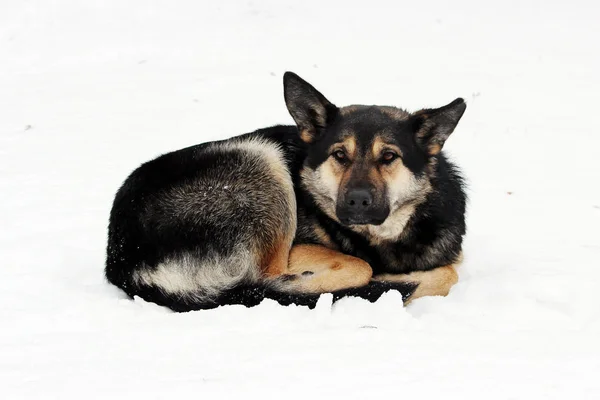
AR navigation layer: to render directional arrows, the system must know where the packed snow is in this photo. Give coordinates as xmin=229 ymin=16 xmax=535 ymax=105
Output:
xmin=1 ymin=0 xmax=599 ymax=398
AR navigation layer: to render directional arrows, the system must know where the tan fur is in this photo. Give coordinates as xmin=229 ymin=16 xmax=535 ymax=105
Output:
xmin=347 ymin=136 xmax=432 ymax=243
xmin=300 ymin=162 xmax=341 ymax=222
xmin=300 ymin=129 xmax=313 ymax=143
xmin=298 ymin=100 xmax=331 ymax=143
xmin=373 ymin=255 xmax=462 ymax=303
xmin=414 ymin=116 xmax=446 ymax=156
xmin=371 ymin=137 xmax=403 ymax=159
xmin=261 ymin=237 xmax=292 ymax=277
xmin=312 ymin=223 xmax=337 ymax=249
xmin=239 ymin=138 xmax=296 ymax=277
xmin=336 ymin=136 xmax=357 ymax=159
xmin=383 ymin=153 xmax=426 ymax=205
xmin=427 ymin=143 xmax=442 ymax=155
xmin=301 ymin=132 xmax=434 ymax=245
xmin=286 ymin=245 xmax=373 ymax=292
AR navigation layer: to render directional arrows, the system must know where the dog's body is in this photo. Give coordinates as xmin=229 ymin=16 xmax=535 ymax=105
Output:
xmin=106 ymin=73 xmax=467 ymax=311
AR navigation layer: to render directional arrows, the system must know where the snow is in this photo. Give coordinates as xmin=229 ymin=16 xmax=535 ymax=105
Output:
xmin=1 ymin=0 xmax=599 ymax=398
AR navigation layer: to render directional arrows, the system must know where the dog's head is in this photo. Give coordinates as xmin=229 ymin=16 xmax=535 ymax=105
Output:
xmin=284 ymin=72 xmax=466 ymax=236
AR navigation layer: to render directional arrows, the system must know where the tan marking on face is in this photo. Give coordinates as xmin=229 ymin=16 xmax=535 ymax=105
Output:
xmin=349 ymin=140 xmax=432 ymax=243
xmin=330 ymin=136 xmax=357 ymax=160
xmin=313 ymin=136 xmax=358 ymax=212
xmin=384 ymin=160 xmax=420 ymax=205
xmin=358 ymin=168 xmax=430 ymax=243
xmin=371 ymin=137 xmax=403 ymax=160
xmin=320 ymin=159 xmax=343 ymax=200
xmin=286 ymin=244 xmax=373 ymax=292
xmin=345 ymin=136 xmax=357 ymax=158
xmin=300 ymin=162 xmax=342 ymax=222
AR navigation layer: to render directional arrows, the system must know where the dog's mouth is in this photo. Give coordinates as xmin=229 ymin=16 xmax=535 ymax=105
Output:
xmin=338 ymin=216 xmax=386 ymax=226
xmin=336 ymin=204 xmax=390 ymax=227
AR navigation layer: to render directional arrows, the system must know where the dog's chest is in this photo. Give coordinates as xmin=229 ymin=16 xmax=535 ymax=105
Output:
xmin=331 ymin=231 xmax=412 ymax=275
xmin=370 ymin=244 xmax=412 ymax=274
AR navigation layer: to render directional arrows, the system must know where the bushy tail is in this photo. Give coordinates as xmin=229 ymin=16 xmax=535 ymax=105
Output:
xmin=131 ymin=280 xmax=418 ymax=312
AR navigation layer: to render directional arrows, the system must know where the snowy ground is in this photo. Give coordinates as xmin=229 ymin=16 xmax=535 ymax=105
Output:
xmin=1 ymin=0 xmax=599 ymax=398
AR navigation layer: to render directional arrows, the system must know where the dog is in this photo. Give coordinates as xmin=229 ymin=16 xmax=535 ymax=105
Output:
xmin=105 ymin=72 xmax=467 ymax=312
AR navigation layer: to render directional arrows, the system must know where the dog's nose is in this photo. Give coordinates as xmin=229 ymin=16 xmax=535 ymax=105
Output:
xmin=345 ymin=189 xmax=373 ymax=209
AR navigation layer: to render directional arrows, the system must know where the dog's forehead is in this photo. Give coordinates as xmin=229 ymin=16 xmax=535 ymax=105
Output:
xmin=333 ymin=105 xmax=412 ymax=148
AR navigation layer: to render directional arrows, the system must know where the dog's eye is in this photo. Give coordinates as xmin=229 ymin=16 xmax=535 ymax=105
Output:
xmin=381 ymin=151 xmax=398 ymax=164
xmin=333 ymin=150 xmax=347 ymax=162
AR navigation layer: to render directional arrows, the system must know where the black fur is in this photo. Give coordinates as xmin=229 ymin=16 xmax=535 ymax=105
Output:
xmin=105 ymin=73 xmax=466 ymax=312
xmin=105 ymin=126 xmax=419 ymax=311
xmin=255 ymin=125 xmax=467 ymax=274
xmin=294 ymin=153 xmax=466 ymax=274
xmin=281 ymin=72 xmax=467 ymax=274
xmin=134 ymin=280 xmax=417 ymax=312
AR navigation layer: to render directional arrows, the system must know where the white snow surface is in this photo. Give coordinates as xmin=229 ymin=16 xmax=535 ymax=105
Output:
xmin=1 ymin=1 xmax=600 ymax=398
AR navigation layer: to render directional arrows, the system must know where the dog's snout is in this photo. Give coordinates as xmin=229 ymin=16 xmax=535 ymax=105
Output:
xmin=345 ymin=189 xmax=373 ymax=209
xmin=337 ymin=187 xmax=388 ymax=226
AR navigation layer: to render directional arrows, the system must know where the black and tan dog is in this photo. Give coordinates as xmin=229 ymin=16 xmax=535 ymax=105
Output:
xmin=105 ymin=72 xmax=467 ymax=312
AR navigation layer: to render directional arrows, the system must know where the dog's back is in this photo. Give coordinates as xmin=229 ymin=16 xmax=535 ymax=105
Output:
xmin=106 ymin=134 xmax=297 ymax=310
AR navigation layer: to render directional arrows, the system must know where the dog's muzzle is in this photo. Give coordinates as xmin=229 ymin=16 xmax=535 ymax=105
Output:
xmin=336 ymin=188 xmax=388 ymax=226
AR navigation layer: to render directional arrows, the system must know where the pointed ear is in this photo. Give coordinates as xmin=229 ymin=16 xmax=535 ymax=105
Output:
xmin=283 ymin=72 xmax=338 ymax=143
xmin=411 ymin=98 xmax=466 ymax=156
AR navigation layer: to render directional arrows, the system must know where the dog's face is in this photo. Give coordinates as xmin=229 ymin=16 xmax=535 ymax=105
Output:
xmin=284 ymin=72 xmax=466 ymax=237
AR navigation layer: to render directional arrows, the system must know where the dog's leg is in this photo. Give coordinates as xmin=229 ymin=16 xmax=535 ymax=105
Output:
xmin=373 ymin=263 xmax=459 ymax=304
xmin=261 ymin=234 xmax=294 ymax=278
xmin=273 ymin=244 xmax=373 ymax=293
